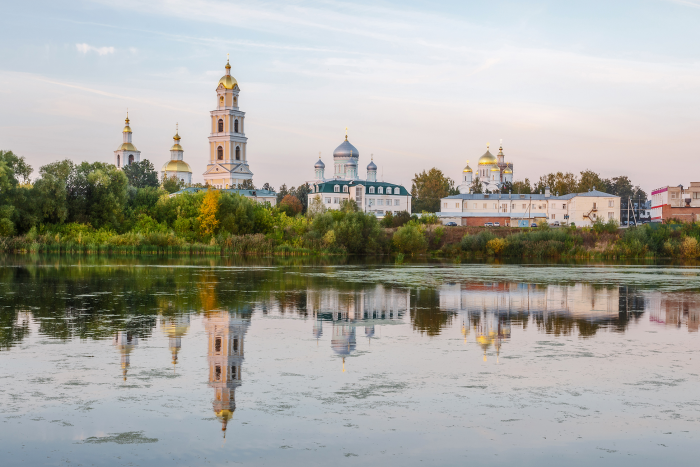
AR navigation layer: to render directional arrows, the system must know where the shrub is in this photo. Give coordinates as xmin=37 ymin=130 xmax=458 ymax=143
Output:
xmin=485 ymin=238 xmax=507 ymax=255
xmin=680 ymin=236 xmax=700 ymax=258
xmin=393 ymin=222 xmax=427 ymax=255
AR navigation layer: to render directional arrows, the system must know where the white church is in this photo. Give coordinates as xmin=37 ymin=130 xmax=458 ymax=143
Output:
xmin=458 ymin=143 xmax=514 ymax=194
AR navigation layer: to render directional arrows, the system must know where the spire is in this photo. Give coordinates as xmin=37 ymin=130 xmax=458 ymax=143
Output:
xmin=174 ymin=123 xmax=181 ymax=141
xmin=125 ymin=109 xmax=129 ymax=124
xmin=225 ymin=53 xmax=231 ymax=73
xmin=345 ymin=127 xmax=348 ymax=141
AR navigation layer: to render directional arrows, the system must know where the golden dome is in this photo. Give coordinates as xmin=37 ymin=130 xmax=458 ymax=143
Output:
xmin=119 ymin=142 xmax=138 ymax=151
xmin=170 ymin=144 xmax=183 ymax=151
xmin=463 ymin=161 xmax=472 ymax=173
xmin=218 ymin=75 xmax=238 ymax=90
xmin=162 ymin=160 xmax=192 ymax=173
xmin=503 ymin=168 xmax=513 ymax=174
xmin=478 ymin=149 xmax=497 ymax=165
xmin=491 ymin=166 xmax=500 ymax=171
xmin=173 ymin=132 xmax=181 ymax=141
xmin=123 ymin=125 xmax=132 ymax=133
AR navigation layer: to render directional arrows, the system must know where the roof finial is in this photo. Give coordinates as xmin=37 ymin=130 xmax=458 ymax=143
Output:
xmin=319 ymin=151 xmax=322 ymax=160
xmin=487 ymin=142 xmax=490 ymax=149
xmin=125 ymin=109 xmax=129 ymax=124
xmin=225 ymin=53 xmax=231 ymax=70
xmin=371 ymin=153 xmax=374 ymax=160
xmin=345 ymin=127 xmax=348 ymax=140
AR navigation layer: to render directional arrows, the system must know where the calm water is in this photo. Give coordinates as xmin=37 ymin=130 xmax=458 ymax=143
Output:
xmin=1 ymin=257 xmax=699 ymax=466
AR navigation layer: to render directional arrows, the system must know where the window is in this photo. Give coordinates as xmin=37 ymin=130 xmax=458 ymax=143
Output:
xmin=215 ymin=365 xmax=221 ymax=381
xmin=378 ymin=187 xmax=384 ymax=194
xmin=512 ymin=204 xmax=515 ymax=209
xmin=117 ymin=155 xmax=120 ymax=167
xmin=343 ymin=185 xmax=348 ymax=193
xmin=128 ymin=154 xmax=134 ymax=164
xmin=231 ymin=366 xmax=237 ymax=380
xmin=325 ymin=197 xmax=331 ymax=204
xmin=551 ymin=203 xmax=555 ymax=209
xmin=218 ymin=119 xmax=224 ymax=132
xmin=369 ymin=199 xmax=375 ymax=206
xmin=333 ymin=197 xmax=340 ymax=204
xmin=694 ymin=193 xmax=700 ymax=199
xmin=217 ymin=146 xmax=223 ymax=160
xmin=233 ymin=338 xmax=238 ymax=352
xmin=522 ymin=204 xmax=526 ymax=209
xmin=220 ymin=96 xmax=224 ymax=104
xmin=378 ymin=199 xmax=384 ymax=206
xmin=377 ymin=210 xmax=384 ymax=216
xmin=369 ymin=186 xmax=375 ymax=194
xmin=235 ymin=146 xmax=241 ymax=160
xmin=493 ymin=203 xmax=496 ymax=209
xmin=234 ymin=119 xmax=239 ymax=133
xmin=443 ymin=202 xmax=447 ymax=208
xmin=395 ymin=199 xmax=400 ymax=206
xmin=234 ymin=96 xmax=238 ymax=106
xmin=482 ymin=203 xmax=487 ymax=209
xmin=562 ymin=204 xmax=566 ymax=209
xmin=552 ymin=214 xmax=556 ymax=219
xmin=334 ymin=185 xmax=340 ymax=193
xmin=455 ymin=203 xmax=459 ymax=208
xmin=608 ymin=212 xmax=614 ymax=219
xmin=215 ymin=337 xmax=222 ymax=352
xmin=608 ymin=200 xmax=614 ymax=207
xmin=593 ymin=202 xmax=597 ymax=209
xmin=671 ymin=193 xmax=677 ymax=199
xmin=473 ymin=203 xmax=477 ymax=209
xmin=501 ymin=204 xmax=507 ymax=212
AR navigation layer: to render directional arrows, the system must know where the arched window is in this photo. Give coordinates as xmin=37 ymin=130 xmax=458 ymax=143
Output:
xmin=217 ymin=146 xmax=223 ymax=160
xmin=234 ymin=96 xmax=238 ymax=106
xmin=343 ymin=185 xmax=348 ymax=193
xmin=235 ymin=146 xmax=241 ymax=160
xmin=128 ymin=154 xmax=134 ymax=164
xmin=218 ymin=119 xmax=223 ymax=132
xmin=334 ymin=185 xmax=340 ymax=193
xmin=234 ymin=119 xmax=239 ymax=133
xmin=378 ymin=187 xmax=384 ymax=194
xmin=219 ymin=95 xmax=224 ymax=105
xmin=369 ymin=186 xmax=375 ymax=194
xmin=116 ymin=155 xmax=120 ymax=167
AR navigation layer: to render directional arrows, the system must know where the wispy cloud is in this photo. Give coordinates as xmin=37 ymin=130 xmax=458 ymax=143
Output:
xmin=76 ymin=43 xmax=115 ymax=55
xmin=664 ymin=0 xmax=700 ymax=8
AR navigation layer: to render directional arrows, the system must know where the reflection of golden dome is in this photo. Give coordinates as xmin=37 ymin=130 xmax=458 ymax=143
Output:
xmin=119 ymin=142 xmax=138 ymax=151
xmin=162 ymin=160 xmax=192 ymax=172
xmin=478 ymin=149 xmax=497 ymax=165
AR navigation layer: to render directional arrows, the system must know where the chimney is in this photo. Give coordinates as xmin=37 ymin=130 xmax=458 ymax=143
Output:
xmin=545 ymin=186 xmax=551 ymax=198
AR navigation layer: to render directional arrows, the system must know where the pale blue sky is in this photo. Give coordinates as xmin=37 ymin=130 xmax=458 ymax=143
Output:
xmin=2 ymin=0 xmax=700 ymax=191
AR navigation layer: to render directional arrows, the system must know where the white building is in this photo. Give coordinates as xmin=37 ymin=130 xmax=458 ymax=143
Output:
xmin=458 ymin=143 xmax=514 ymax=194
xmin=114 ymin=113 xmax=141 ymax=169
xmin=203 ymin=58 xmax=253 ymax=189
xmin=439 ymin=188 xmax=620 ymax=227
xmin=307 ymin=132 xmax=411 ymax=217
xmin=160 ymin=126 xmax=192 ymax=185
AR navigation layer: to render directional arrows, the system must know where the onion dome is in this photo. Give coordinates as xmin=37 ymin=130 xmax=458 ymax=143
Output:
xmin=463 ymin=161 xmax=472 ymax=173
xmin=345 ymin=159 xmax=357 ymax=168
xmin=491 ymin=166 xmax=500 ymax=172
xmin=367 ymin=159 xmax=377 ymax=171
xmin=170 ymin=128 xmax=183 ymax=151
xmin=218 ymin=59 xmax=239 ymax=90
xmin=118 ymin=142 xmax=137 ymax=151
xmin=314 ymin=158 xmax=325 ymax=169
xmin=123 ymin=125 xmax=132 ymax=133
xmin=333 ymin=134 xmax=359 ymax=159
xmin=503 ymin=168 xmax=513 ymax=174
xmin=478 ymin=146 xmax=497 ymax=165
xmin=161 ymin=160 xmax=192 ymax=172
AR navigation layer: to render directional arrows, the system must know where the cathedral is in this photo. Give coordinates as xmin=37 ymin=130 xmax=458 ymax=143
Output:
xmin=458 ymin=143 xmax=514 ymax=193
xmin=307 ymin=131 xmax=412 ymax=217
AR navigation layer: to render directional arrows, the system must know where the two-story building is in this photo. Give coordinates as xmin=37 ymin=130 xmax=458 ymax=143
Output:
xmin=651 ymin=182 xmax=700 ymax=223
xmin=438 ymin=188 xmax=620 ymax=227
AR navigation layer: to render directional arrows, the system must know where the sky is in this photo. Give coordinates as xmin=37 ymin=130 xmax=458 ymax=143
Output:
xmin=1 ymin=0 xmax=700 ymax=192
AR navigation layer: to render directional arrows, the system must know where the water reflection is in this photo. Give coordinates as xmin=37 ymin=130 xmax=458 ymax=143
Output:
xmin=649 ymin=294 xmax=700 ymax=331
xmin=161 ymin=314 xmax=190 ymax=366
xmin=112 ymin=331 xmax=138 ymax=381
xmin=205 ymin=310 xmax=249 ymax=436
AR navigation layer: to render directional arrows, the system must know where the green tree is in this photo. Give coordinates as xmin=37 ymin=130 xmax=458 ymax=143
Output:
xmin=291 ymin=183 xmax=312 ymax=213
xmin=392 ymin=221 xmax=427 ymax=255
xmin=470 ymin=176 xmax=484 ymax=194
xmin=261 ymin=182 xmax=274 ymax=192
xmin=577 ymin=170 xmax=605 ymax=193
xmin=512 ymin=178 xmax=532 ymax=194
xmin=0 ymin=150 xmax=35 ymax=235
xmin=276 ymin=184 xmax=289 ymax=204
xmin=162 ymin=175 xmax=186 ymax=194
xmin=411 ymin=168 xmax=454 ymax=213
xmin=307 ymin=194 xmax=326 ymax=217
xmin=534 ymin=172 xmax=578 ymax=195
xmin=122 ymin=160 xmax=159 ymax=188
xmin=239 ymin=179 xmax=255 ymax=189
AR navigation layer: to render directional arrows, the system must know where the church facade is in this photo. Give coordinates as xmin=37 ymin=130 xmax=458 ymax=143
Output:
xmin=160 ymin=125 xmax=193 ymax=184
xmin=307 ymin=132 xmax=411 ymax=217
xmin=458 ymin=143 xmax=514 ymax=194
xmin=114 ymin=114 xmax=141 ymax=169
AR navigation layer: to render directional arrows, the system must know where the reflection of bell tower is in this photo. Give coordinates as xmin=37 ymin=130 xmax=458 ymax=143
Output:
xmin=204 ymin=311 xmax=249 ymax=436
xmin=161 ymin=314 xmax=190 ymax=366
xmin=112 ymin=331 xmax=138 ymax=381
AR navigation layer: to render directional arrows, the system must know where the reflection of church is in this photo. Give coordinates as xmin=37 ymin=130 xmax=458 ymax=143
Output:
xmin=204 ymin=311 xmax=250 ymax=435
xmin=307 ymin=285 xmax=408 ymax=369
xmin=112 ymin=331 xmax=138 ymax=381
xmin=161 ymin=314 xmax=191 ymax=366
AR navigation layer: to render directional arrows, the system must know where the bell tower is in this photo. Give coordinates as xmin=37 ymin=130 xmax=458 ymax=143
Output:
xmin=204 ymin=57 xmax=253 ymax=189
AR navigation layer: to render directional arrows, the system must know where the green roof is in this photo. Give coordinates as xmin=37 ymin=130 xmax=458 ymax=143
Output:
xmin=313 ymin=180 xmax=410 ymax=196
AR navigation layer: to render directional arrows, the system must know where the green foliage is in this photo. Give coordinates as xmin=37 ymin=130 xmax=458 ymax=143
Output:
xmin=279 ymin=194 xmax=303 ymax=216
xmin=122 ymin=160 xmax=159 ymax=188
xmin=593 ymin=218 xmax=619 ymax=233
xmin=411 ymin=168 xmax=456 ymax=213
xmin=218 ymin=192 xmax=274 ymax=236
xmin=162 ymin=175 xmax=186 ymax=194
xmin=393 ymin=221 xmax=427 ymax=254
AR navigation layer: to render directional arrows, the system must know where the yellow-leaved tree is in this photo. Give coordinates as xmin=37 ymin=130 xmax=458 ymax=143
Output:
xmin=198 ymin=189 xmax=221 ymax=238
